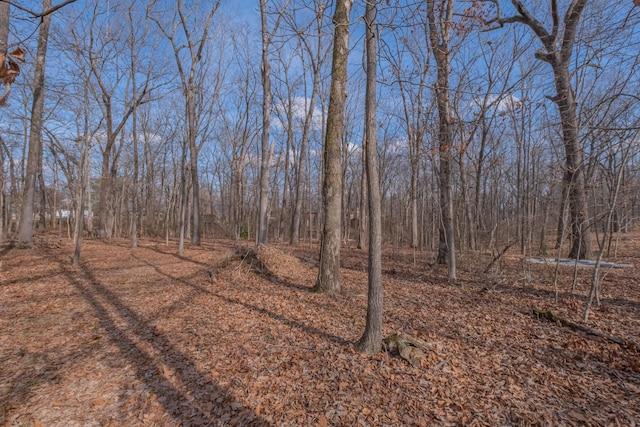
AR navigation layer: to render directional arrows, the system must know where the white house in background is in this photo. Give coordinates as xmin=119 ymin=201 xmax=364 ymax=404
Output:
xmin=56 ymin=210 xmax=89 ymax=218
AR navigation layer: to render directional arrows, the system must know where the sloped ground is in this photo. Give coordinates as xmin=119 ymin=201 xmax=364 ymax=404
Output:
xmin=0 ymin=234 xmax=638 ymax=426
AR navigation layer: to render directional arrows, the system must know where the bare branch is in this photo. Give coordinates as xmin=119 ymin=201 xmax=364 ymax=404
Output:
xmin=0 ymin=0 xmax=76 ymax=19
xmin=561 ymin=0 xmax=589 ymax=63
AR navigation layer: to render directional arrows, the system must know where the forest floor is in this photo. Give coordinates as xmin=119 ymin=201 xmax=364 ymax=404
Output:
xmin=1 ymin=233 xmax=639 ymax=426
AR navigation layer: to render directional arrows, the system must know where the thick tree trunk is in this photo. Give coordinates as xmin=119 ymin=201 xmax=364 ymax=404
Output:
xmin=356 ymin=0 xmax=383 ymax=354
xmin=17 ymin=0 xmax=51 ymax=245
xmin=314 ymin=0 xmax=352 ymax=293
xmin=553 ymin=65 xmax=590 ymax=259
xmin=501 ymin=0 xmax=591 ymax=259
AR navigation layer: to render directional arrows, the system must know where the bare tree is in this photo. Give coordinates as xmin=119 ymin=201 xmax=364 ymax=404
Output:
xmin=488 ymin=0 xmax=591 ymax=259
xmin=314 ymin=0 xmax=352 ymax=293
xmin=65 ymin=2 xmax=152 ymax=240
xmin=356 ymin=0 xmax=383 ymax=354
xmin=257 ymin=0 xmax=290 ymax=245
xmin=17 ymin=0 xmax=52 ymax=246
xmin=427 ymin=0 xmax=456 ymax=282
xmin=152 ymin=0 xmax=220 ymax=248
xmin=288 ymin=0 xmax=329 ymax=246
xmin=258 ymin=0 xmax=273 ymax=245
xmin=380 ymin=3 xmax=431 ymax=250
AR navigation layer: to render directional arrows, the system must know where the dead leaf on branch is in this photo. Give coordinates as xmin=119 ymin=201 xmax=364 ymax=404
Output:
xmin=0 ymin=49 xmax=25 ymax=107
xmin=10 ymin=48 xmax=25 ymax=62
xmin=0 ymin=49 xmax=24 ymax=83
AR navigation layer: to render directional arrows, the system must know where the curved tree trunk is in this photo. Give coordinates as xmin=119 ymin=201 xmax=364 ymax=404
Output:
xmin=496 ymin=0 xmax=591 ymax=259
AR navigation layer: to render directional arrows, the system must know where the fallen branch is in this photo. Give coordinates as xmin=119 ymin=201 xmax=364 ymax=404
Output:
xmin=483 ymin=241 xmax=516 ymax=274
xmin=532 ymin=308 xmax=639 ymax=352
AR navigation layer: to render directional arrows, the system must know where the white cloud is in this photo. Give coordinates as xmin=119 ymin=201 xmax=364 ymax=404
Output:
xmin=273 ymin=96 xmax=323 ymax=131
xmin=485 ymin=93 xmax=523 ymax=112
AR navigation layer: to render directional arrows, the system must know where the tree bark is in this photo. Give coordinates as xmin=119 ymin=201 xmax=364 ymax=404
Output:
xmin=288 ymin=2 xmax=325 ymax=246
xmin=0 ymin=3 xmax=8 ymax=56
xmin=258 ymin=0 xmax=272 ymax=246
xmin=427 ymin=0 xmax=456 ymax=282
xmin=357 ymin=133 xmax=367 ymax=250
xmin=17 ymin=0 xmax=51 ymax=245
xmin=314 ymin=0 xmax=352 ymax=293
xmin=356 ymin=0 xmax=383 ymax=354
xmin=497 ymin=0 xmax=591 ymax=259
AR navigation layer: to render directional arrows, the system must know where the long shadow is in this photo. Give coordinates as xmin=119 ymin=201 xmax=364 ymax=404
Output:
xmin=145 ymin=244 xmax=217 ymax=269
xmin=263 ymin=274 xmax=313 ymax=293
xmin=1 ymin=270 xmax=67 ymax=288
xmin=129 ymin=252 xmax=350 ymax=347
xmin=0 ymin=241 xmax=14 ymax=258
xmin=0 ymin=341 xmax=105 ymax=425
xmin=493 ymin=283 xmax=640 ymax=312
xmin=60 ymin=260 xmax=268 ymax=426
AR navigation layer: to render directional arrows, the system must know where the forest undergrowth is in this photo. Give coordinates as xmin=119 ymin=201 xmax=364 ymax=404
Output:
xmin=1 ymin=233 xmax=639 ymax=426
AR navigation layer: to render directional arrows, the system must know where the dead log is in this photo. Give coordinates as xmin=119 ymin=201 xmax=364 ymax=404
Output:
xmin=532 ymin=308 xmax=638 ymax=352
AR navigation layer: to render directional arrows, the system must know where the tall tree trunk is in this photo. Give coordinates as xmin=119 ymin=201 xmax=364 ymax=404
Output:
xmin=356 ymin=0 xmax=383 ymax=354
xmin=131 ymin=108 xmax=139 ymax=248
xmin=357 ymin=134 xmax=367 ymax=250
xmin=178 ymin=141 xmax=188 ymax=254
xmin=73 ymin=81 xmax=92 ymax=266
xmin=0 ymin=139 xmax=7 ymax=242
xmin=290 ymin=2 xmax=324 ymax=246
xmin=314 ymin=0 xmax=352 ymax=293
xmin=496 ymin=0 xmax=590 ymax=259
xmin=258 ymin=0 xmax=271 ymax=245
xmin=290 ymin=76 xmax=320 ymax=245
xmin=188 ymin=101 xmax=201 ymax=246
xmin=410 ymin=156 xmax=419 ymax=249
xmin=18 ymin=0 xmax=51 ymax=245
xmin=278 ymin=106 xmax=292 ymax=241
xmin=553 ymin=62 xmax=590 ymax=259
xmin=427 ymin=0 xmax=456 ymax=282
xmin=0 ymin=3 xmax=8 ymax=56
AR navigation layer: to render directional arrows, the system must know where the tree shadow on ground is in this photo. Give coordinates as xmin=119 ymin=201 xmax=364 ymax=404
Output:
xmin=129 ymin=251 xmax=351 ymax=348
xmin=492 ymin=283 xmax=640 ymax=312
xmin=61 ymin=259 xmax=268 ymax=426
xmin=0 ymin=342 xmax=104 ymax=425
xmin=143 ymin=242 xmax=317 ymax=294
xmin=0 ymin=241 xmax=15 ymax=257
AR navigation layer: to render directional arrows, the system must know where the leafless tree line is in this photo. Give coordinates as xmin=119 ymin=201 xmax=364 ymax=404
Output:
xmin=1 ymin=0 xmax=639 ymax=269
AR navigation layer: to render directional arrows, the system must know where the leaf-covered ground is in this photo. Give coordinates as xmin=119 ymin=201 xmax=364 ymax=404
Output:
xmin=1 ymin=234 xmax=639 ymax=426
